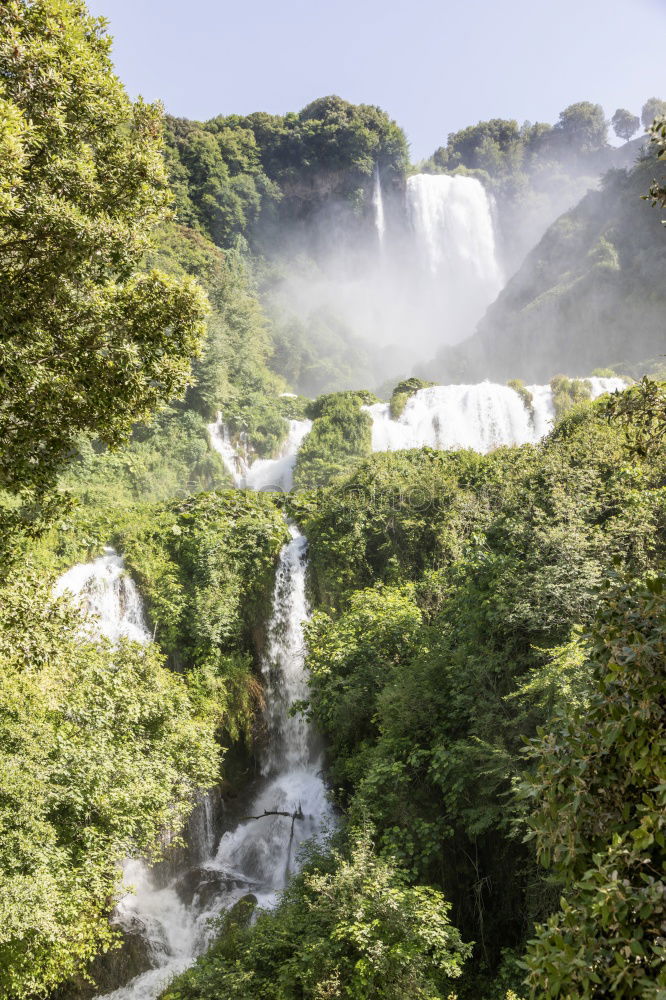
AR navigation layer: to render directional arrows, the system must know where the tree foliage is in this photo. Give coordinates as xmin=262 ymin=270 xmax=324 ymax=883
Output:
xmin=641 ymin=97 xmax=666 ymax=130
xmin=0 ymin=0 xmax=208 ymax=506
xmin=522 ymin=573 xmax=666 ymax=998
xmin=611 ymin=108 xmax=640 ymax=142
xmin=293 ymin=391 xmax=375 ymax=489
xmin=165 ymin=97 xmax=408 ymax=250
xmin=553 ymin=102 xmax=608 ymax=154
xmin=645 ymin=115 xmax=666 ymax=214
xmin=115 ymin=490 xmax=289 ymax=670
xmin=0 ymin=574 xmax=219 ymax=998
xmin=293 ymin=394 xmax=666 ymax=987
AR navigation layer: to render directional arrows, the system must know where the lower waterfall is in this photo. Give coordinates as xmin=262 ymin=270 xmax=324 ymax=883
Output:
xmin=60 ymin=528 xmax=331 ymax=1000
xmin=207 ymin=417 xmax=312 ymax=491
xmin=364 ymin=377 xmax=626 ymax=454
xmin=56 ymin=374 xmax=627 ymax=999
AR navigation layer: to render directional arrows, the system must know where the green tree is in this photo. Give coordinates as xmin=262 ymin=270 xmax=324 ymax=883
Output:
xmin=0 ymin=573 xmax=220 ymax=998
xmin=293 ymin=391 xmax=375 ymax=489
xmin=553 ymin=102 xmax=608 ymax=154
xmin=522 ymin=573 xmax=666 ymax=998
xmin=161 ymin=827 xmax=471 ymax=1000
xmin=0 ymin=0 xmax=208 ymax=505
xmin=305 ymin=585 xmax=423 ymax=786
xmin=611 ymin=108 xmax=640 ymax=142
xmin=442 ymin=118 xmax=524 ymax=172
xmin=605 ymin=377 xmax=666 ymax=457
xmin=641 ymin=96 xmax=666 ymax=130
xmin=645 ymin=115 xmax=666 ymax=214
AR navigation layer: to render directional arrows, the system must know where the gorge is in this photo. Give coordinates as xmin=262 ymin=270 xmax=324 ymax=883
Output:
xmin=57 ymin=527 xmax=331 ymax=1000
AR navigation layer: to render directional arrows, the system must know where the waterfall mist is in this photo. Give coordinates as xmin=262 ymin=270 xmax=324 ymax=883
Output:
xmin=260 ymin=170 xmax=506 ymax=393
xmin=256 ymin=156 xmax=634 ymax=396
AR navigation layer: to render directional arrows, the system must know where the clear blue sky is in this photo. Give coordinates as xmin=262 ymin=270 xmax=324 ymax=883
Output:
xmin=88 ymin=0 xmax=666 ymax=160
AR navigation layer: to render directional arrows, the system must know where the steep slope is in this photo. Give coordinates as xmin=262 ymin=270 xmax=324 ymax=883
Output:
xmin=429 ymin=155 xmax=666 ymax=382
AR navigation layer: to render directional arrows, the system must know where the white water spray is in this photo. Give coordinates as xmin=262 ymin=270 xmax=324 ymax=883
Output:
xmin=364 ymin=377 xmax=625 ymax=454
xmin=372 ymin=165 xmax=386 ymax=248
xmin=208 ymin=417 xmax=312 ymax=491
xmin=206 ymin=527 xmax=331 ymax=899
xmin=244 ymin=421 xmax=313 ymax=492
xmin=407 ymin=173 xmax=502 ymax=287
xmin=55 ymin=548 xmax=150 ymax=644
xmin=405 ymin=173 xmax=503 ymax=345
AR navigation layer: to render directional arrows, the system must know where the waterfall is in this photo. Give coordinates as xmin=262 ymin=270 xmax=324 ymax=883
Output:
xmin=405 ymin=173 xmax=503 ymax=342
xmin=205 ymin=527 xmax=331 ymax=899
xmin=372 ymin=165 xmax=386 ymax=248
xmin=364 ymin=378 xmax=626 ymax=455
xmin=208 ymin=417 xmax=312 ymax=491
xmin=206 ymin=419 xmax=247 ymax=487
xmin=92 ymin=527 xmax=330 ymax=1000
xmin=407 ymin=174 xmax=502 ymax=284
xmin=211 ymin=379 xmax=625 ymax=478
xmin=69 ymin=375 xmax=624 ymax=1000
xmin=244 ymin=420 xmax=313 ymax=492
xmin=55 ymin=547 xmax=150 ymax=644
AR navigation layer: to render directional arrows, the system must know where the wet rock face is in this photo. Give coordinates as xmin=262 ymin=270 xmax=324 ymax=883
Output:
xmin=173 ymin=866 xmax=254 ymax=910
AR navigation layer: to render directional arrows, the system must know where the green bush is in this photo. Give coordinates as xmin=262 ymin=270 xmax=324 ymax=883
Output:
xmin=522 ymin=573 xmax=666 ymax=998
xmin=115 ymin=492 xmax=289 ymax=669
xmin=389 ymin=378 xmax=435 ymax=419
xmin=161 ymin=827 xmax=471 ymax=1000
xmin=507 ymin=379 xmax=534 ymax=416
xmin=294 ymin=392 xmax=375 ymax=490
xmin=0 ymin=575 xmax=219 ymax=998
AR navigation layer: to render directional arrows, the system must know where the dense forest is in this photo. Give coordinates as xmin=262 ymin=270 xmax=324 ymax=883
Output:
xmin=0 ymin=3 xmax=665 ymax=1000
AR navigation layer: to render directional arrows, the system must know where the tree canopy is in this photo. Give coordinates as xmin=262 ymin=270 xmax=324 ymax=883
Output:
xmin=164 ymin=97 xmax=409 ymax=249
xmin=523 ymin=572 xmax=666 ymax=998
xmin=641 ymin=96 xmax=666 ymax=129
xmin=611 ymin=107 xmax=640 ymax=141
xmin=0 ymin=0 xmax=208 ymax=507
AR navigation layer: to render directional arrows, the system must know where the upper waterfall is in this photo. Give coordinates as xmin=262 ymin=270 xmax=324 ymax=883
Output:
xmin=407 ymin=174 xmax=501 ymax=284
xmin=406 ymin=173 xmax=503 ymax=341
xmin=372 ymin=165 xmax=386 ymax=248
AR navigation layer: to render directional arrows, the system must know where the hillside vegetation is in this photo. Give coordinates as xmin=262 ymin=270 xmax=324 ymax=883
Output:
xmin=431 ymin=151 xmax=666 ymax=383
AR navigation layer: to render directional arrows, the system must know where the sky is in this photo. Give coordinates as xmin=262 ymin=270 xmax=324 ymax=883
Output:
xmin=87 ymin=0 xmax=666 ymax=160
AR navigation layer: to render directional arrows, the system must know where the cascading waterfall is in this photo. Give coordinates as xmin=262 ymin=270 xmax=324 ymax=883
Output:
xmin=407 ymin=173 xmax=502 ymax=287
xmin=58 ymin=375 xmax=625 ymax=1000
xmin=204 ymin=527 xmax=331 ymax=898
xmin=372 ymin=164 xmax=386 ymax=248
xmin=208 ymin=416 xmax=312 ymax=491
xmin=210 ymin=379 xmax=625 ymax=480
xmin=72 ymin=527 xmax=329 ymax=1000
xmin=364 ymin=377 xmax=626 ymax=454
xmin=55 ymin=552 xmax=207 ymax=998
xmin=405 ymin=173 xmax=504 ymax=344
xmin=55 ymin=547 xmax=150 ymax=644
xmin=243 ymin=421 xmax=313 ymax=492
xmin=205 ymin=419 xmax=246 ymax=487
